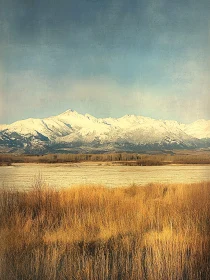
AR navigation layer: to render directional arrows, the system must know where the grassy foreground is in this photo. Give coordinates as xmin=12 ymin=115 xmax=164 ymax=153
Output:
xmin=0 ymin=182 xmax=210 ymax=280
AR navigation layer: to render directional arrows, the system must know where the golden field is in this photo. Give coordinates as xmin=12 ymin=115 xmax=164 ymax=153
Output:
xmin=0 ymin=181 xmax=209 ymax=279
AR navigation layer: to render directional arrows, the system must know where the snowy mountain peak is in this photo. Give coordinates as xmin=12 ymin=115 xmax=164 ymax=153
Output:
xmin=85 ymin=113 xmax=96 ymax=120
xmin=183 ymin=119 xmax=210 ymax=139
xmin=0 ymin=109 xmax=210 ymax=153
xmin=59 ymin=109 xmax=77 ymax=115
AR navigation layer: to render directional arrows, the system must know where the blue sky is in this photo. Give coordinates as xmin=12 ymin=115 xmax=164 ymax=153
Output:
xmin=0 ymin=0 xmax=210 ymax=124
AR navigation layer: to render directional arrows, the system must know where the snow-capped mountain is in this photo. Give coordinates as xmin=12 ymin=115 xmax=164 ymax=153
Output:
xmin=182 ymin=119 xmax=210 ymax=139
xmin=0 ymin=109 xmax=209 ymax=153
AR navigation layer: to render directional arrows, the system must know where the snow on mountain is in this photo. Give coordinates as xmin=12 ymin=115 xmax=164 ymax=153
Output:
xmin=182 ymin=119 xmax=210 ymax=139
xmin=0 ymin=109 xmax=210 ymax=153
xmin=52 ymin=111 xmax=193 ymax=145
xmin=0 ymin=124 xmax=7 ymax=132
xmin=55 ymin=109 xmax=110 ymax=138
xmin=3 ymin=117 xmax=73 ymax=140
xmin=100 ymin=116 xmax=191 ymax=144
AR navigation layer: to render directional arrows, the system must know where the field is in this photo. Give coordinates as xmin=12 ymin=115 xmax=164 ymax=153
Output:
xmin=0 ymin=181 xmax=209 ymax=279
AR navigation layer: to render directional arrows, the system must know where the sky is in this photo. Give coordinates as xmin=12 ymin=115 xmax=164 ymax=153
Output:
xmin=0 ymin=0 xmax=210 ymax=124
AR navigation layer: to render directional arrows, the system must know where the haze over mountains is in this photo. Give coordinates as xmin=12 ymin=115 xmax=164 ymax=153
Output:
xmin=0 ymin=109 xmax=210 ymax=154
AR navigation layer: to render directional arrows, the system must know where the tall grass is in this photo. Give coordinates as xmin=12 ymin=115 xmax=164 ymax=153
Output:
xmin=0 ymin=182 xmax=209 ymax=279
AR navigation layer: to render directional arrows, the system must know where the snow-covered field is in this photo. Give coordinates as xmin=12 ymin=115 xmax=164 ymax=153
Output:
xmin=0 ymin=162 xmax=210 ymax=190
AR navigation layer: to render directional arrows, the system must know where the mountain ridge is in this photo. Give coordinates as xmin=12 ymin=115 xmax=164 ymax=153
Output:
xmin=0 ymin=109 xmax=210 ymax=154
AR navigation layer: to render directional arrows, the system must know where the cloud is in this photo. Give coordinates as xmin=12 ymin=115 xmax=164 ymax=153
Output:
xmin=1 ymin=58 xmax=210 ymax=125
xmin=1 ymin=71 xmax=57 ymax=122
xmin=0 ymin=66 xmax=7 ymax=122
xmin=61 ymin=76 xmax=210 ymax=123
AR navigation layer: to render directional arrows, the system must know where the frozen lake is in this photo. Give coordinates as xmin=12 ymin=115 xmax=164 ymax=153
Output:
xmin=0 ymin=162 xmax=210 ymax=190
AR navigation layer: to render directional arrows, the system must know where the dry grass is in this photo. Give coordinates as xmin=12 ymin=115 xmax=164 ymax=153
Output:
xmin=0 ymin=181 xmax=210 ymax=279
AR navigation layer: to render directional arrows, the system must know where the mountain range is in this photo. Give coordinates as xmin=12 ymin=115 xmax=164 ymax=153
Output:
xmin=0 ymin=109 xmax=210 ymax=154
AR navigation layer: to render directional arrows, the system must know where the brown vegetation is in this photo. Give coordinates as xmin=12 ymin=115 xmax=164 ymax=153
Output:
xmin=0 ymin=181 xmax=209 ymax=279
xmin=1 ymin=150 xmax=210 ymax=165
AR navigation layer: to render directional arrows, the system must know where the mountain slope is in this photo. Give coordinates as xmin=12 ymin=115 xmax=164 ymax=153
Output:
xmin=0 ymin=109 xmax=209 ymax=153
xmin=182 ymin=119 xmax=210 ymax=139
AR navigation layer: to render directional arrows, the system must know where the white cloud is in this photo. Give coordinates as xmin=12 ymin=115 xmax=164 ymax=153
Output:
xmin=1 ymin=67 xmax=210 ymax=124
